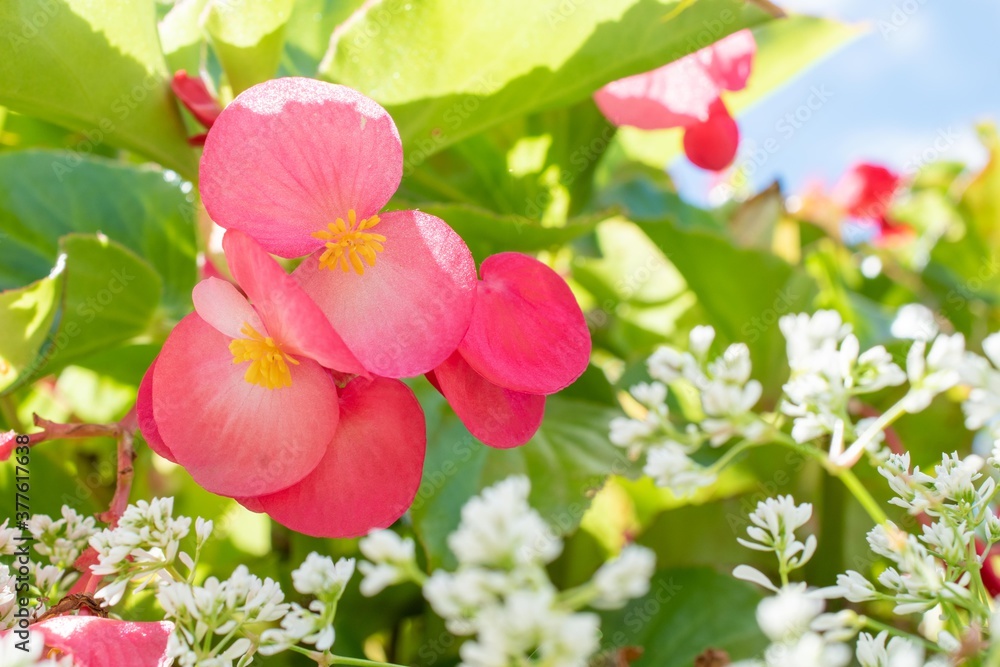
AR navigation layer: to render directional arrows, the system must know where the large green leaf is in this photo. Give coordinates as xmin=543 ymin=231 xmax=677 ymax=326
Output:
xmin=0 ymin=150 xmax=197 ymax=318
xmin=411 ymin=381 xmax=627 ymax=569
xmin=415 ymin=203 xmax=602 ymax=263
xmin=637 ymin=218 xmax=817 ymax=396
xmin=202 ymin=0 xmax=294 ymax=94
xmin=0 ymin=0 xmax=196 ymax=177
xmin=599 ymin=567 xmax=766 ymax=665
xmin=0 ymin=265 xmax=64 ymax=393
xmin=617 ymin=15 xmax=859 ymax=167
xmin=0 ymin=234 xmax=162 ymax=393
xmin=320 ymin=0 xmax=772 ymax=156
xmin=281 ymin=0 xmax=365 ymax=75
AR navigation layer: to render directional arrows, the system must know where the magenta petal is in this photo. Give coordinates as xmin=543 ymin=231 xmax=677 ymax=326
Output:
xmin=459 ymin=253 xmax=590 ymax=395
xmin=700 ymin=29 xmax=756 ymax=91
xmin=152 ymin=313 xmax=337 ymax=497
xmin=432 ymin=351 xmax=545 ymax=448
xmin=248 ymin=376 xmax=426 ymax=538
xmin=192 ymin=276 xmax=262 ymax=338
xmin=294 ymin=209 xmax=477 ymax=378
xmin=32 ymin=616 xmax=172 ymax=667
xmin=594 ymin=55 xmax=719 ymax=129
xmin=681 ymin=99 xmax=739 ymax=171
xmin=136 ymin=357 xmax=175 ymax=463
xmin=222 ymin=230 xmax=366 ymax=375
xmin=200 ymin=77 xmax=403 ymax=258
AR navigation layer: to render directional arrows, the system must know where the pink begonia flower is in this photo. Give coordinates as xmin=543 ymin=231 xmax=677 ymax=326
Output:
xmin=427 ymin=253 xmax=590 ymax=448
xmin=238 ymin=375 xmax=426 ymax=538
xmin=594 ymin=29 xmax=756 ymax=171
xmin=199 ymin=77 xmax=477 ymax=378
xmin=139 ymin=230 xmax=365 ymax=498
xmin=7 ymin=616 xmax=172 ymax=666
xmin=832 ymin=162 xmax=911 ymax=239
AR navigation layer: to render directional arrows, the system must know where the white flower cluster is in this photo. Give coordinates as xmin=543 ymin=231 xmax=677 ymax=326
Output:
xmin=259 ymin=554 xmax=355 ymax=655
xmin=962 ymin=332 xmax=1000 ymax=441
xmin=158 ymin=563 xmax=287 ymax=667
xmin=733 ymin=498 xmax=857 ymax=667
xmin=27 ymin=505 xmax=97 ymax=568
xmin=827 ymin=451 xmax=996 ymax=621
xmin=89 ymin=497 xmax=197 ymax=606
xmin=610 ymin=325 xmax=767 ymax=496
xmin=1 ymin=564 xmax=17 ymax=630
xmin=0 ymin=519 xmax=21 ymax=556
xmin=736 ymin=495 xmax=817 ymax=580
xmin=358 ymin=476 xmax=656 ymax=667
xmin=732 ymin=497 xmax=951 ymax=667
xmin=779 ymin=310 xmax=906 ymax=457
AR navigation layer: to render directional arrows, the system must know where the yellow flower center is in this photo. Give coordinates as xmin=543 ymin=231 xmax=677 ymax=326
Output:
xmin=228 ymin=322 xmax=299 ymax=390
xmin=312 ymin=209 xmax=386 ymax=275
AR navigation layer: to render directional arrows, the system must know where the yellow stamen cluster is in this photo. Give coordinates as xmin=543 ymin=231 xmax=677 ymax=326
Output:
xmin=312 ymin=209 xmax=386 ymax=275
xmin=228 ymin=322 xmax=299 ymax=390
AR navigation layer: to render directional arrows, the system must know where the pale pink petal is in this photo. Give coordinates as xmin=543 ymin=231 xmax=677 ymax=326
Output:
xmin=430 ymin=351 xmax=545 ymax=448
xmin=459 ymin=253 xmax=590 ymax=395
xmin=136 ymin=358 xmax=175 ymax=463
xmin=700 ymin=29 xmax=756 ymax=91
xmin=244 ymin=376 xmax=425 ymax=538
xmin=294 ymin=209 xmax=477 ymax=378
xmin=152 ymin=313 xmax=337 ymax=497
xmin=200 ymin=77 xmax=403 ymax=258
xmin=222 ymin=230 xmax=366 ymax=375
xmin=32 ymin=616 xmax=173 ymax=667
xmin=191 ymin=276 xmax=261 ymax=339
xmin=682 ymin=99 xmax=739 ymax=171
xmin=594 ymin=54 xmax=719 ymax=129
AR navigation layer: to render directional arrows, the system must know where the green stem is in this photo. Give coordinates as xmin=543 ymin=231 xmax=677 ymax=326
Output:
xmin=709 ymin=438 xmax=758 ymax=473
xmin=330 ymin=656 xmax=408 ymax=667
xmin=556 ymin=583 xmax=597 ymax=610
xmin=834 ymin=468 xmax=889 ymax=525
xmin=770 ymin=432 xmax=888 ymax=526
xmin=0 ymin=395 xmax=22 ymax=431
xmin=861 ymin=616 xmax=938 ymax=651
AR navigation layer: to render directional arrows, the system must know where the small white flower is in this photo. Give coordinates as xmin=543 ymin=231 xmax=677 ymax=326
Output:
xmin=0 ymin=520 xmax=21 ymax=557
xmin=891 ymin=304 xmax=939 ymax=342
xmin=292 ymin=553 xmax=354 ymax=599
xmin=609 ymin=416 xmax=656 ymax=450
xmin=643 ymin=442 xmax=716 ymax=497
xmin=630 ymin=381 xmax=667 ymax=409
xmin=828 ymin=570 xmax=876 ymax=603
xmin=358 ymin=530 xmax=417 ymax=596
xmin=903 ymin=334 xmax=965 ymax=413
xmin=448 ymin=477 xmax=561 ymax=569
xmin=590 ymin=545 xmax=655 ymax=609
xmin=647 ymin=345 xmax=697 ymax=384
xmin=756 ymin=584 xmax=824 ymax=642
xmin=690 ymin=325 xmax=716 ymax=357
xmin=856 ymin=630 xmax=925 ymax=667
xmin=737 ymin=496 xmax=815 ymax=570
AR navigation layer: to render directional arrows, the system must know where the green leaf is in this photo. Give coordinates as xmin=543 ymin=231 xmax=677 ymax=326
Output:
xmin=0 ymin=234 xmax=162 ymax=393
xmin=414 ymin=203 xmax=601 ymax=264
xmin=0 ymin=266 xmax=64 ymax=393
xmin=636 ymin=218 xmax=817 ymax=396
xmin=202 ymin=0 xmax=294 ymax=94
xmin=599 ymin=567 xmax=766 ymax=665
xmin=281 ymin=0 xmax=364 ymax=76
xmin=321 ymin=0 xmax=771 ymax=157
xmin=0 ymin=150 xmax=198 ymax=318
xmin=0 ymin=0 xmax=196 ymax=177
xmin=159 ymin=0 xmax=208 ymax=76
xmin=617 ymin=15 xmax=859 ymax=167
xmin=411 ymin=380 xmax=626 ymax=569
